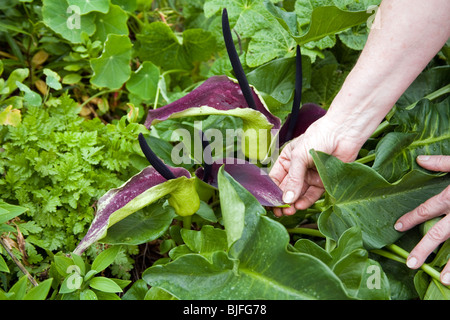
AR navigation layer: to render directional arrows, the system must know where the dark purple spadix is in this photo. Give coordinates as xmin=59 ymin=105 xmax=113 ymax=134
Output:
xmin=283 ymin=45 xmax=303 ymax=143
xmin=222 ymin=8 xmax=256 ymax=110
xmin=138 ymin=133 xmax=176 ymax=180
xmin=279 ymin=103 xmax=327 ymax=146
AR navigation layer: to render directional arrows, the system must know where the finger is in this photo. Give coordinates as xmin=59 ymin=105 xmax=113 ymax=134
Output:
xmin=440 ymin=259 xmax=450 ymax=286
xmin=281 ymin=148 xmax=310 ymax=204
xmin=273 ymin=207 xmax=283 ymax=217
xmin=406 ymin=214 xmax=450 ymax=270
xmin=294 ymin=185 xmax=324 ymax=210
xmin=395 ymin=185 xmax=450 ymax=231
xmin=417 ymin=155 xmax=450 ymax=172
xmin=269 ymin=147 xmax=293 ymax=187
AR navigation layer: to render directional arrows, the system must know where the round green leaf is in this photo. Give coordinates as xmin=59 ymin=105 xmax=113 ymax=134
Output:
xmin=42 ymin=0 xmax=96 ymax=43
xmin=67 ymin=0 xmax=110 ymax=14
xmin=125 ymin=61 xmax=160 ymax=101
xmin=90 ymin=34 xmax=132 ymax=89
xmin=93 ymin=4 xmax=129 ymax=42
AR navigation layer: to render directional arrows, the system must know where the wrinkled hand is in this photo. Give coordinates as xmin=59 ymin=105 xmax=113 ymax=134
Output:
xmin=394 ymin=155 xmax=450 ymax=286
xmin=269 ymin=116 xmax=363 ymax=217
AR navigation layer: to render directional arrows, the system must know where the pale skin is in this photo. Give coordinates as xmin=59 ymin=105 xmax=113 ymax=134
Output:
xmin=269 ymin=0 xmax=450 ymax=285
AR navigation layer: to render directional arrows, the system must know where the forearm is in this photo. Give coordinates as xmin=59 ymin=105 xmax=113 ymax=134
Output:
xmin=326 ymin=0 xmax=450 ymax=145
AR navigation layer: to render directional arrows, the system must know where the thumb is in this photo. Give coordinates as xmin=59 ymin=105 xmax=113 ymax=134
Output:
xmin=417 ymin=155 xmax=450 ymax=172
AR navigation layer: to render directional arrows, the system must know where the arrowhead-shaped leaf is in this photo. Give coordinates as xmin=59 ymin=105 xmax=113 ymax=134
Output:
xmin=142 ymin=167 xmax=351 ymax=300
xmin=313 ymin=151 xmax=450 ymax=249
xmin=372 ymin=98 xmax=450 ymax=182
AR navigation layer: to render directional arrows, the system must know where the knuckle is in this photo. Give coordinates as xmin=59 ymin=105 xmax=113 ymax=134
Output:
xmin=426 ymin=224 xmax=447 ymax=243
xmin=415 ymin=203 xmax=430 ymax=219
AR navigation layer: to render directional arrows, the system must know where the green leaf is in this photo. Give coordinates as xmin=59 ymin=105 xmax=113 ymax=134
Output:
xmin=90 ymin=34 xmax=132 ymax=89
xmin=15 ymin=82 xmax=42 ymax=107
xmin=23 ymin=278 xmax=53 ymax=300
xmin=0 ymin=106 xmax=22 ymax=127
xmin=204 ymin=0 xmax=278 ymax=38
xmin=0 ymin=255 xmax=9 ymax=273
xmin=9 ymin=275 xmax=28 ymax=300
xmin=217 ymin=166 xmax=246 ymax=248
xmin=143 ymin=167 xmax=351 ymax=300
xmin=180 ymin=225 xmax=228 ymax=258
xmin=93 ymin=4 xmax=129 ymax=42
xmin=3 ymin=68 xmax=29 ymax=95
xmin=91 ymin=245 xmax=121 ymax=273
xmin=70 ymin=253 xmax=86 ymax=276
xmin=62 ymin=73 xmax=82 ymax=84
xmin=313 ymin=151 xmax=450 ymax=249
xmin=121 ymin=279 xmax=149 ymax=300
xmin=67 ymin=0 xmax=110 ymax=14
xmin=43 ymin=68 xmax=62 ymax=90
xmin=302 ymin=62 xmax=348 ymax=109
xmin=89 ymin=276 xmax=122 ymax=293
xmin=247 ymin=57 xmax=311 ymax=108
xmin=0 ymin=200 xmax=28 ymax=224
xmin=373 ymin=98 xmax=450 ymax=182
xmin=80 ymin=289 xmax=98 ymax=300
xmin=53 ymin=254 xmax=75 ymax=277
xmin=42 ymin=0 xmax=96 ymax=43
xmin=395 ymin=66 xmax=450 ymax=108
xmin=101 ymin=202 xmax=176 ymax=245
xmin=136 ymin=22 xmax=215 ymax=70
xmin=292 ymin=4 xmax=371 ymax=45
xmin=125 ymin=61 xmax=160 ymax=101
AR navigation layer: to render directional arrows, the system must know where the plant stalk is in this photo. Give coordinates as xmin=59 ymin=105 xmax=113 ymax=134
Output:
xmin=385 ymin=244 xmax=442 ymax=283
xmin=183 ymin=215 xmax=192 ymax=230
xmin=0 ymin=237 xmax=38 ymax=287
xmin=356 ymin=153 xmax=376 ymax=164
xmin=287 ymin=227 xmax=325 ymax=238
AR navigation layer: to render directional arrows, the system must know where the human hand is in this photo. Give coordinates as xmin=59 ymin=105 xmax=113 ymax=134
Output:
xmin=269 ymin=115 xmax=364 ymax=217
xmin=394 ymin=155 xmax=450 ymax=286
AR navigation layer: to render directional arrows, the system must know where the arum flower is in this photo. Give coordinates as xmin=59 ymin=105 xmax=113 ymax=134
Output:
xmin=74 ymin=134 xmax=201 ymax=255
xmin=75 ymin=8 xmax=326 ymax=254
xmin=74 ymin=133 xmax=285 ymax=254
xmin=144 ymin=8 xmax=326 ymax=161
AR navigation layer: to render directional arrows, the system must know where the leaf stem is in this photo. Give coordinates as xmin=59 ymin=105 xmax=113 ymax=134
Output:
xmin=183 ymin=215 xmax=192 ymax=230
xmin=384 ymin=244 xmax=442 ymax=283
xmin=0 ymin=237 xmax=38 ymax=287
xmin=80 ymin=89 xmax=116 ymax=108
xmin=287 ymin=227 xmax=325 ymax=238
xmin=356 ymin=153 xmax=375 ymax=164
xmin=370 ymin=120 xmax=390 ymax=138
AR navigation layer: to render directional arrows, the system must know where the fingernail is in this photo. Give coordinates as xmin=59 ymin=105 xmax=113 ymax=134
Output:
xmin=283 ymin=191 xmax=294 ymax=203
xmin=394 ymin=222 xmax=403 ymax=231
xmin=418 ymin=155 xmax=430 ymax=161
xmin=442 ymin=272 xmax=450 ymax=285
xmin=407 ymin=257 xmax=417 ymax=269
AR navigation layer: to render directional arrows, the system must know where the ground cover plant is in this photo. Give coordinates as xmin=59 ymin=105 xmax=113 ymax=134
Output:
xmin=0 ymin=0 xmax=449 ymax=300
